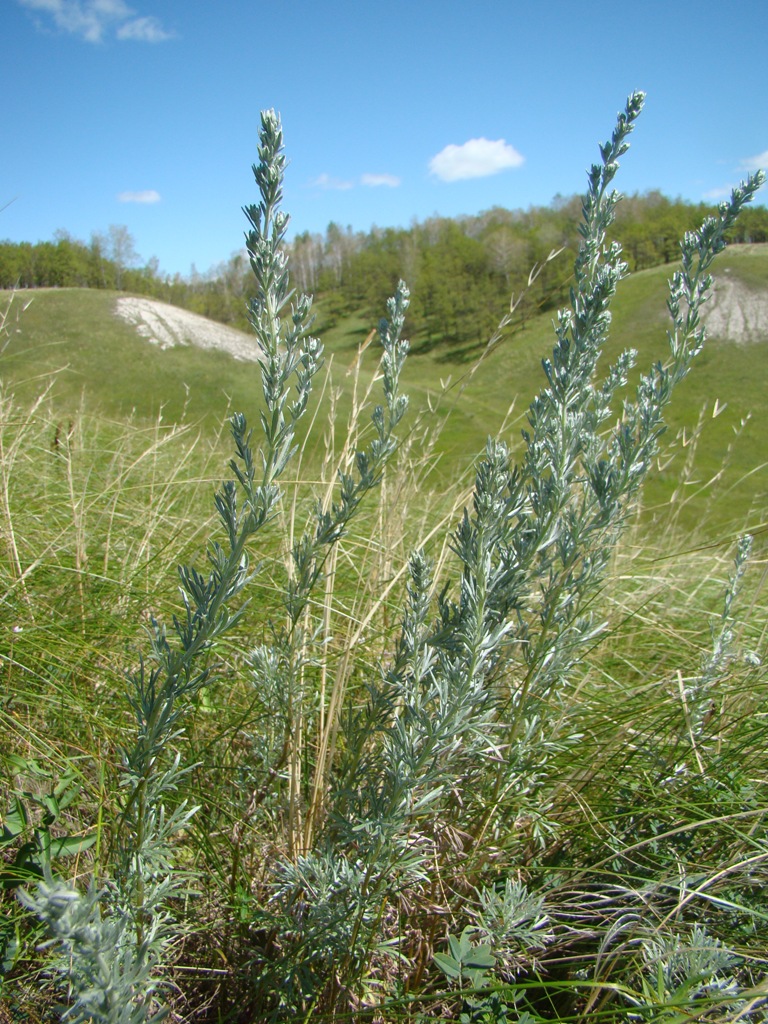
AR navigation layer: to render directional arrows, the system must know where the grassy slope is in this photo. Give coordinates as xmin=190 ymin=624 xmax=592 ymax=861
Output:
xmin=1 ymin=288 xmax=264 ymax=427
xmin=3 ymin=244 xmax=766 ymax=538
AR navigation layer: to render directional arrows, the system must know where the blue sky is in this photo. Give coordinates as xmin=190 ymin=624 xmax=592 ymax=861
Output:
xmin=3 ymin=0 xmax=767 ymax=278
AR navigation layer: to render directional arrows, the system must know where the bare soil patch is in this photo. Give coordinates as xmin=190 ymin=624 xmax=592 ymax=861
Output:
xmin=114 ymin=296 xmax=261 ymax=361
xmin=703 ymin=271 xmax=768 ymax=344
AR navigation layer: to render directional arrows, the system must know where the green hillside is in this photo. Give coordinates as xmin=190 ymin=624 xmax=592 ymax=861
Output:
xmin=2 ymin=242 xmax=766 ymax=536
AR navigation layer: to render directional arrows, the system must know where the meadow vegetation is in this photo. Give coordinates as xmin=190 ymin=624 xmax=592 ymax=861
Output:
xmin=1 ymin=94 xmax=767 ymax=1023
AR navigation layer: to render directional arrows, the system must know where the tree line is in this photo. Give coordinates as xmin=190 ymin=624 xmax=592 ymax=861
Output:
xmin=288 ymin=193 xmax=768 ymax=349
xmin=2 ymin=192 xmax=766 ymax=351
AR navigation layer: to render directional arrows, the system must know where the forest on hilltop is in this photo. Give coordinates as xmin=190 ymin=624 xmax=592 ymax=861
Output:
xmin=2 ymin=190 xmax=767 ymax=349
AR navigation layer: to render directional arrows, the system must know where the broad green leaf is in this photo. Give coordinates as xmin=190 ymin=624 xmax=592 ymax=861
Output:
xmin=49 ymin=833 xmax=97 ymax=859
xmin=433 ymin=952 xmax=462 ymax=979
xmin=1 ymin=798 xmax=29 ymax=843
xmin=464 ymin=945 xmax=496 ymax=970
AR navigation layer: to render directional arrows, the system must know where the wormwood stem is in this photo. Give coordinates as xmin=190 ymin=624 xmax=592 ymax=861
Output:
xmin=22 ymin=108 xmax=323 ymax=1023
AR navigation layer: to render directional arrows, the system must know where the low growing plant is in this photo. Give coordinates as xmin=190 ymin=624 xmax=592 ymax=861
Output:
xmin=9 ymin=94 xmax=767 ymax=1023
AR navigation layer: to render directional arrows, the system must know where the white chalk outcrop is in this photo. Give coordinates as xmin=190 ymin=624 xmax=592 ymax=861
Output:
xmin=115 ymin=296 xmax=261 ymax=361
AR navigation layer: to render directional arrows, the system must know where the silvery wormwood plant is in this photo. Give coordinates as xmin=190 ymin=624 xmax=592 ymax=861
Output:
xmin=21 ymin=109 xmax=410 ymax=1023
xmin=20 ymin=93 xmax=765 ymax=1022
xmin=261 ymin=93 xmax=764 ymax=1012
xmin=329 ymin=93 xmax=764 ymax=849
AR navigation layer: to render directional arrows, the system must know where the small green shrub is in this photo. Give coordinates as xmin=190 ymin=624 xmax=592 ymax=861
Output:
xmin=8 ymin=97 xmax=768 ymax=1023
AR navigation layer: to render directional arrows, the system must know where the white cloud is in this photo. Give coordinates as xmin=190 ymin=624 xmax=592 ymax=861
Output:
xmin=429 ymin=137 xmax=524 ymax=182
xmin=118 ymin=189 xmax=161 ymax=203
xmin=361 ymin=173 xmax=401 ymax=188
xmin=702 ymin=151 xmax=767 ymax=201
xmin=18 ymin=0 xmax=172 ymax=43
xmin=310 ymin=173 xmax=354 ymax=191
xmin=308 ymin=172 xmax=400 ymax=191
xmin=740 ymin=150 xmax=768 ymax=172
xmin=19 ymin=0 xmax=130 ymax=42
xmin=116 ymin=15 xmax=173 ymax=41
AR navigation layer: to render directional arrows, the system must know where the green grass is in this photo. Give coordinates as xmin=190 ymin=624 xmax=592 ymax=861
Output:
xmin=3 ymin=351 xmax=766 ymax=1022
